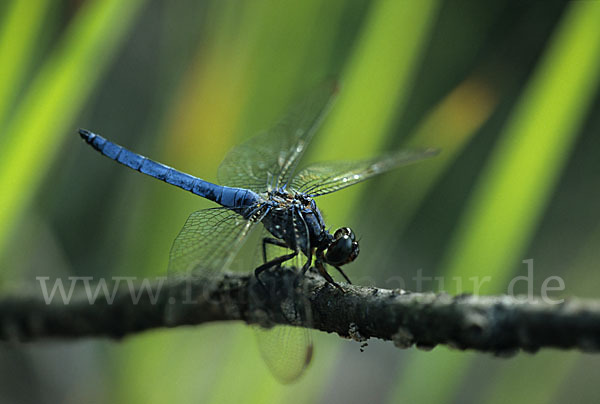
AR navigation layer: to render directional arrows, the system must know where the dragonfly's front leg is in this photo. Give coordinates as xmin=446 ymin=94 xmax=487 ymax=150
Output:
xmin=314 ymin=254 xmax=345 ymax=292
xmin=262 ymin=237 xmax=288 ymax=263
xmin=332 ymin=265 xmax=352 ymax=284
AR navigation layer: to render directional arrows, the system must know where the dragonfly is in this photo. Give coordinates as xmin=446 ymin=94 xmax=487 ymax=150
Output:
xmin=79 ymin=80 xmax=438 ymax=382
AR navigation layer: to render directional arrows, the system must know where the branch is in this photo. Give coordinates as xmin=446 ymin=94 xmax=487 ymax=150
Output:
xmin=1 ymin=269 xmax=599 ymax=356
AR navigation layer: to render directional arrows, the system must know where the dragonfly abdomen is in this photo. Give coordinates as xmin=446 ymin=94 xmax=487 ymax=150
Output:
xmin=79 ymin=129 xmax=259 ymax=210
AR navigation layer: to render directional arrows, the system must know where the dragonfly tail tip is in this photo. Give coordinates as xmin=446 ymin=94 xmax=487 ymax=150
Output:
xmin=78 ymin=128 xmax=93 ymax=141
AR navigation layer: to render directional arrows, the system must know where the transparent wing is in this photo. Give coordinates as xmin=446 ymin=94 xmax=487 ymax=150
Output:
xmin=167 ymin=207 xmax=258 ymax=278
xmin=247 ymin=226 xmax=314 ymax=384
xmin=217 ymin=80 xmax=338 ymax=193
xmin=254 ymin=325 xmax=313 ymax=384
xmin=291 ymin=148 xmax=440 ymax=197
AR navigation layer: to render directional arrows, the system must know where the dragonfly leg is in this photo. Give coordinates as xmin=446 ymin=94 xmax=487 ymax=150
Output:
xmin=301 ymin=250 xmax=313 ymax=274
xmin=254 ymin=250 xmax=299 ymax=287
xmin=262 ymin=237 xmax=288 ymax=264
xmin=315 ymin=260 xmax=345 ymax=292
xmin=333 ymin=265 xmax=352 ymax=284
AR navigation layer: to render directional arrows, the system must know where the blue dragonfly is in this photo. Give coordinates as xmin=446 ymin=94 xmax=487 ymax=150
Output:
xmin=79 ymin=81 xmax=438 ymax=382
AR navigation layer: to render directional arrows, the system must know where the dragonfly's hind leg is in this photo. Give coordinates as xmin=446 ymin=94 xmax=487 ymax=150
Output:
xmin=254 ymin=250 xmax=299 ymax=288
xmin=262 ymin=237 xmax=288 ymax=263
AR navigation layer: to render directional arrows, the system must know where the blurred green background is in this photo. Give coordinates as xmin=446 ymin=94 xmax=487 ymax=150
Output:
xmin=1 ymin=0 xmax=600 ymax=403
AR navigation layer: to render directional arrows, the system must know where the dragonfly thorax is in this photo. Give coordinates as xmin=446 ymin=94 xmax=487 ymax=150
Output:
xmin=261 ymin=190 xmax=328 ymax=256
xmin=261 ymin=190 xmax=359 ymax=269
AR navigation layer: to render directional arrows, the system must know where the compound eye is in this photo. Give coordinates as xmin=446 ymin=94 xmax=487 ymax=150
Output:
xmin=325 ymin=232 xmax=360 ymax=266
xmin=333 ymin=227 xmax=355 ymax=242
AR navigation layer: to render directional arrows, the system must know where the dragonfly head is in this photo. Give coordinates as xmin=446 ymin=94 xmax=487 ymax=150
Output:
xmin=324 ymin=227 xmax=359 ymax=266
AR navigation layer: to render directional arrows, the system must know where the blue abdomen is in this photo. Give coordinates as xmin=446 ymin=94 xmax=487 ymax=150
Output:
xmin=79 ymin=129 xmax=260 ymax=210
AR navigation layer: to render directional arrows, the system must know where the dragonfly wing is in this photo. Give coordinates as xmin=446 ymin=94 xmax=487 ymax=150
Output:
xmin=217 ymin=80 xmax=338 ymax=193
xmin=245 ymin=226 xmax=313 ymax=384
xmin=254 ymin=325 xmax=313 ymax=384
xmin=291 ymin=148 xmax=440 ymax=197
xmin=167 ymin=207 xmax=259 ymax=278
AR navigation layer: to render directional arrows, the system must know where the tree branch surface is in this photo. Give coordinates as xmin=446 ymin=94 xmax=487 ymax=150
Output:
xmin=1 ymin=269 xmax=599 ymax=356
